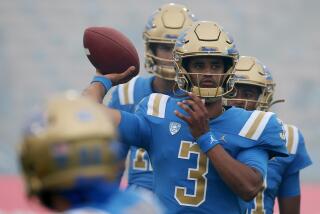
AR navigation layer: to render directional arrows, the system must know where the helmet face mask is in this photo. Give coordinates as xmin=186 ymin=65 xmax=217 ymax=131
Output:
xmin=224 ymin=56 xmax=275 ymax=111
xmin=143 ymin=3 xmax=196 ymax=80
xmin=174 ymin=21 xmax=239 ymax=101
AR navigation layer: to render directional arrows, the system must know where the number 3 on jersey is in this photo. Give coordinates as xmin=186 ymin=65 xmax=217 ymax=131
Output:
xmin=175 ymin=141 xmax=209 ymax=206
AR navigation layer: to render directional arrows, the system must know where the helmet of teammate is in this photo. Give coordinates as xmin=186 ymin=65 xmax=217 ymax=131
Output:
xmin=19 ymin=92 xmax=121 ymax=196
xmin=174 ymin=21 xmax=239 ymax=100
xmin=143 ymin=3 xmax=196 ymax=80
xmin=224 ymin=56 xmax=275 ymax=111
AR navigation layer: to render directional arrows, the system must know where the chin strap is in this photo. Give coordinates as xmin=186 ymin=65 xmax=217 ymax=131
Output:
xmin=191 ymin=86 xmax=224 ymax=97
xmin=145 ymin=53 xmax=176 ymax=80
xmin=153 ymin=65 xmax=176 ymax=80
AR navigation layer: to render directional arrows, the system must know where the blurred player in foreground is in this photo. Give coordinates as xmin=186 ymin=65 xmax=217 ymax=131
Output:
xmin=84 ymin=21 xmax=288 ymax=213
xmin=19 ymin=92 xmax=164 ymax=213
xmin=224 ymin=56 xmax=312 ymax=214
xmin=108 ymin=3 xmax=196 ymax=192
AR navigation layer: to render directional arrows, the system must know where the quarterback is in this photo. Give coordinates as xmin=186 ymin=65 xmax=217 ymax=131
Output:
xmin=224 ymin=56 xmax=312 ymax=214
xmin=108 ymin=3 xmax=196 ymax=192
xmin=84 ymin=21 xmax=288 ymax=213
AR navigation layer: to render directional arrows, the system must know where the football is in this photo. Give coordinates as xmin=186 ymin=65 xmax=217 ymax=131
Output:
xmin=83 ymin=27 xmax=140 ymax=80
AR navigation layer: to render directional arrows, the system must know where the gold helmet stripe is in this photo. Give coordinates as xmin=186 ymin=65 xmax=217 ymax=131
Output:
xmin=284 ymin=124 xmax=299 ymax=154
xmin=239 ymin=111 xmax=274 ymax=140
xmin=118 ymin=76 xmax=138 ymax=105
xmin=147 ymin=93 xmax=169 ymax=118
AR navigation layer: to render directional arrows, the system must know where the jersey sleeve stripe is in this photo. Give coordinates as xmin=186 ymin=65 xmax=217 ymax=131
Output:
xmin=118 ymin=77 xmax=138 ymax=105
xmin=158 ymin=95 xmax=169 ymax=118
xmin=147 ymin=94 xmax=168 ymax=118
xmin=147 ymin=94 xmax=156 ymax=116
xmin=292 ymin=126 xmax=299 ymax=154
xmin=285 ymin=125 xmax=299 ymax=154
xmin=128 ymin=76 xmax=138 ymax=103
xmin=239 ymin=111 xmax=260 ymax=138
xmin=239 ymin=111 xmax=274 ymax=140
xmin=246 ymin=111 xmax=266 ymax=139
xmin=152 ymin=94 xmax=162 ymax=116
xmin=118 ymin=84 xmax=126 ymax=105
xmin=251 ymin=112 xmax=274 ymax=140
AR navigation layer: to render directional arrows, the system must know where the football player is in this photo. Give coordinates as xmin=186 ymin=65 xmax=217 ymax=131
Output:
xmin=107 ymin=3 xmax=196 ymax=192
xmin=84 ymin=21 xmax=288 ymax=213
xmin=19 ymin=92 xmax=164 ymax=213
xmin=224 ymin=56 xmax=312 ymax=214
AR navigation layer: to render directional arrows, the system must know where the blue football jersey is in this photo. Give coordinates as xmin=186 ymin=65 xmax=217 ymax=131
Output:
xmin=67 ymin=188 xmax=164 ymax=214
xmin=118 ymin=93 xmax=288 ymax=214
xmin=247 ymin=124 xmax=312 ymax=214
xmin=108 ymin=75 xmax=156 ymax=191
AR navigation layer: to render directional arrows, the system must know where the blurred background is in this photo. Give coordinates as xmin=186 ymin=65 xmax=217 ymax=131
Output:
xmin=0 ymin=0 xmax=319 ymax=212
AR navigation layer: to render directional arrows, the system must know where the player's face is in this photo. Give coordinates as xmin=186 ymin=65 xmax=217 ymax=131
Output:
xmin=228 ymin=84 xmax=261 ymax=110
xmin=154 ymin=43 xmax=174 ymax=66
xmin=187 ymin=56 xmax=225 ymax=88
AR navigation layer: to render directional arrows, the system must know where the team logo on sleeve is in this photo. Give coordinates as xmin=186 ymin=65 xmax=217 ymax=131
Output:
xmin=169 ymin=122 xmax=181 ymax=135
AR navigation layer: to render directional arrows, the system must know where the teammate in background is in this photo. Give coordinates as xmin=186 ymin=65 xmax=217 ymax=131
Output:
xmin=19 ymin=92 xmax=164 ymax=213
xmin=224 ymin=56 xmax=312 ymax=214
xmin=84 ymin=21 xmax=288 ymax=213
xmin=108 ymin=3 xmax=196 ymax=191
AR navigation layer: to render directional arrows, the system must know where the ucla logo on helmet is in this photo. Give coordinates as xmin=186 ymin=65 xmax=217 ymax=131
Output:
xmin=227 ymin=45 xmax=239 ymax=56
xmin=165 ymin=34 xmax=178 ymax=39
xmin=145 ymin=13 xmax=156 ymax=30
xmin=263 ymin=65 xmax=273 ymax=81
xmin=200 ymin=47 xmax=217 ymax=53
xmin=175 ymin=30 xmax=188 ymax=48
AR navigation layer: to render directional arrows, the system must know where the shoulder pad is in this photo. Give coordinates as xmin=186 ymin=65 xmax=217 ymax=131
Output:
xmin=118 ymin=76 xmax=139 ymax=105
xmin=146 ymin=93 xmax=169 ymax=118
xmin=239 ymin=110 xmax=274 ymax=140
xmin=284 ymin=124 xmax=299 ymax=154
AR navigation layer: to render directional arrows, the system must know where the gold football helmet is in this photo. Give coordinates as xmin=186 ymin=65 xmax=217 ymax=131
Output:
xmin=143 ymin=3 xmax=196 ymax=80
xmin=174 ymin=21 xmax=239 ymax=100
xmin=224 ymin=56 xmax=281 ymax=111
xmin=20 ymin=92 xmax=121 ymax=196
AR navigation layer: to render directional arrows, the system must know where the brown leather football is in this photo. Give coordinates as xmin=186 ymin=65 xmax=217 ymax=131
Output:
xmin=83 ymin=27 xmax=139 ymax=80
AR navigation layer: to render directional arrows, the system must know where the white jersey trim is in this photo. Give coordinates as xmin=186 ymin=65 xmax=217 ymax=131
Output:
xmin=239 ymin=111 xmax=274 ymax=140
xmin=284 ymin=124 xmax=299 ymax=154
xmin=147 ymin=93 xmax=169 ymax=118
xmin=118 ymin=76 xmax=138 ymax=105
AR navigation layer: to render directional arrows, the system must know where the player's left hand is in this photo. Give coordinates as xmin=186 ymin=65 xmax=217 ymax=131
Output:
xmin=175 ymin=92 xmax=210 ymax=139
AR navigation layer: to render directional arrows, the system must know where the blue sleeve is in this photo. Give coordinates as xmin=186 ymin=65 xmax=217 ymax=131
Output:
xmin=118 ymin=142 xmax=130 ymax=160
xmin=278 ymin=171 xmax=300 ymax=197
xmin=118 ymin=111 xmax=151 ymax=150
xmin=108 ymin=86 xmax=121 ymax=108
xmin=285 ymin=131 xmax=312 ymax=175
xmin=107 ymin=86 xmax=135 ymax=112
xmin=259 ymin=115 xmax=288 ymax=158
xmin=237 ymin=148 xmax=269 ymax=178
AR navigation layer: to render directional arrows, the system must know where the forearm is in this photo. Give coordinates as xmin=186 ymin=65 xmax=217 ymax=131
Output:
xmin=278 ymin=196 xmax=300 ymax=214
xmin=82 ymin=82 xmax=106 ymax=103
xmin=82 ymin=77 xmax=121 ymax=125
xmin=278 ymin=171 xmax=301 ymax=214
xmin=207 ymin=145 xmax=263 ymax=201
